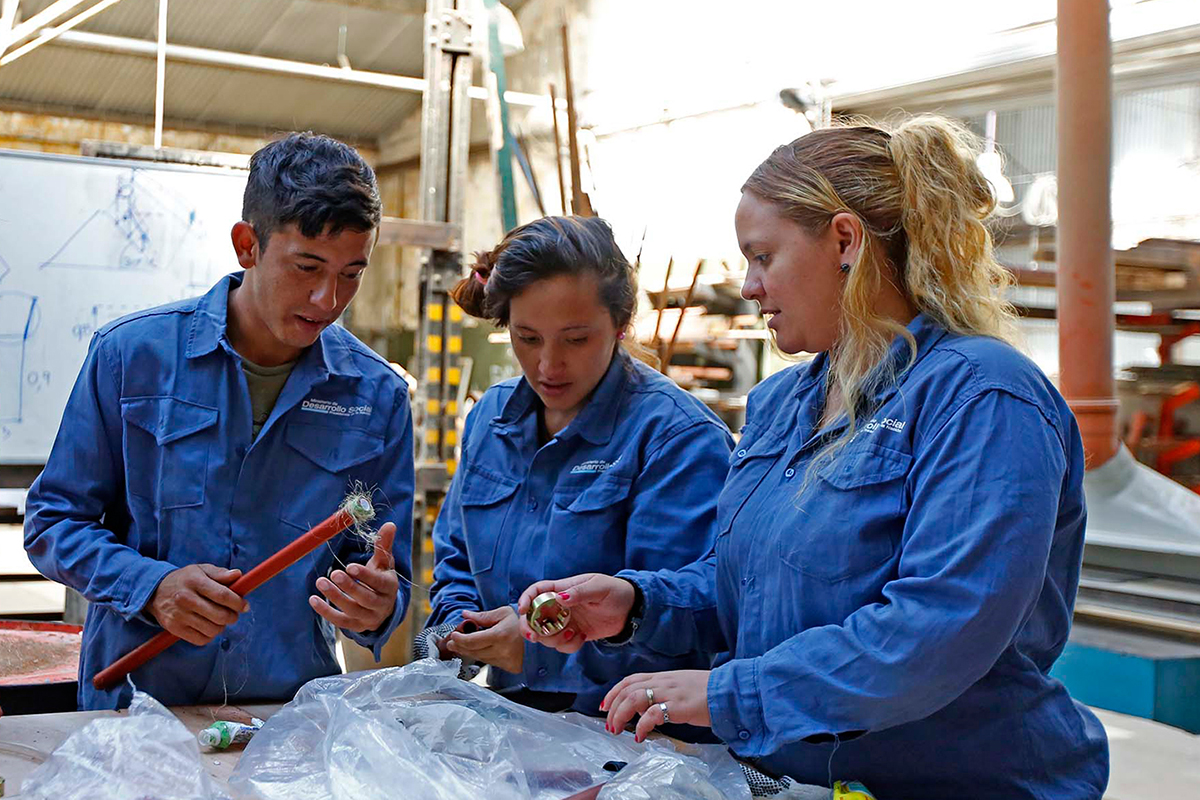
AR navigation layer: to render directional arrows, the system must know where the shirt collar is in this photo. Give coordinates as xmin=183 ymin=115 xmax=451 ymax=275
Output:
xmin=492 ymin=348 xmax=632 ymax=446
xmin=185 ymin=271 xmax=360 ymax=379
xmin=793 ymin=313 xmax=948 ymax=399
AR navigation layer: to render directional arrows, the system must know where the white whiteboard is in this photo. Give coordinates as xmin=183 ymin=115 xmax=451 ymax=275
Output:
xmin=0 ymin=150 xmax=248 ymax=464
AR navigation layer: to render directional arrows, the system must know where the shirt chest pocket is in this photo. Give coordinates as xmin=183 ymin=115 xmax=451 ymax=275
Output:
xmin=717 ymin=427 xmax=787 ymax=538
xmin=549 ymin=474 xmax=634 ymax=573
xmin=121 ymin=396 xmax=219 ymax=509
xmin=779 ymin=441 xmax=911 ymax=582
xmin=281 ymin=422 xmax=385 ymax=531
xmin=459 ymin=467 xmax=520 ymax=576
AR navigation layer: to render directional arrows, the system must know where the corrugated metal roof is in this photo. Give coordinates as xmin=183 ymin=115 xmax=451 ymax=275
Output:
xmin=0 ymin=0 xmax=468 ymax=140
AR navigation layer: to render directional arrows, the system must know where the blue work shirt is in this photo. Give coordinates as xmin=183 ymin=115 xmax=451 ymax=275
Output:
xmin=24 ymin=273 xmax=414 ymax=710
xmin=428 ymin=349 xmax=733 ymax=714
xmin=623 ymin=315 xmax=1109 ymax=799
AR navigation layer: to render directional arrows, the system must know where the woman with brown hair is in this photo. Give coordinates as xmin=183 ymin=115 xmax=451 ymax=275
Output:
xmin=518 ymin=118 xmax=1110 ymax=798
xmin=424 ymin=215 xmax=732 ymax=729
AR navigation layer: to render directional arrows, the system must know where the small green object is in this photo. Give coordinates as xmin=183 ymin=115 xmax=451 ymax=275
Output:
xmin=198 ymin=720 xmax=260 ymax=749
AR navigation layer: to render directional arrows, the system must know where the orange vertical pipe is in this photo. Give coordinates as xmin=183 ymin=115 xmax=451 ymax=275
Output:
xmin=1056 ymin=0 xmax=1119 ymax=468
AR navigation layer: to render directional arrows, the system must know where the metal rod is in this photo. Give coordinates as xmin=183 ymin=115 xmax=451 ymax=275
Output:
xmin=1074 ymin=602 xmax=1200 ymax=641
xmin=0 ymin=0 xmax=21 ymax=48
xmin=651 ymin=256 xmax=675 ymax=344
xmin=153 ymin=0 xmax=167 ymax=149
xmin=559 ymin=17 xmax=591 ymax=215
xmin=0 ymin=0 xmax=123 ymax=67
xmin=4 ymin=0 xmax=87 ymax=50
xmin=1056 ymin=0 xmax=1119 ymax=468
xmin=51 ymin=29 xmax=547 ymax=106
xmin=548 ymin=82 xmax=567 ymax=214
xmin=663 ymin=259 xmax=705 ymax=370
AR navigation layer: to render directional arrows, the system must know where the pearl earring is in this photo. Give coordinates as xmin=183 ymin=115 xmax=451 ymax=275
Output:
xmin=839 ymin=263 xmax=851 ymax=274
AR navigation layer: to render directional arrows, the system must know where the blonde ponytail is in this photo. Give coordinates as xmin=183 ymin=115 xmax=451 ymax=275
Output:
xmin=889 ymin=115 xmax=1017 ymax=343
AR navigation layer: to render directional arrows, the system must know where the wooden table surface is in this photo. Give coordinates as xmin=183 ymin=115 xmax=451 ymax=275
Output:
xmin=0 ymin=701 xmax=283 ymax=797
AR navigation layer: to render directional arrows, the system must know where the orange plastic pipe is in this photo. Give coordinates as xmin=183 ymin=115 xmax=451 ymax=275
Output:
xmin=93 ymin=501 xmax=368 ymax=691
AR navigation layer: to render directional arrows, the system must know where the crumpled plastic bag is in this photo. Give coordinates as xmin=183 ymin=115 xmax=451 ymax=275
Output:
xmin=228 ymin=658 xmax=749 ymax=800
xmin=20 ymin=688 xmax=229 ymax=800
xmin=598 ymin=748 xmax=737 ymax=800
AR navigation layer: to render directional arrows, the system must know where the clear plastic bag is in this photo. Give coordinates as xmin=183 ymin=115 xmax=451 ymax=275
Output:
xmin=228 ymin=658 xmax=750 ymax=800
xmin=598 ymin=748 xmax=743 ymax=800
xmin=20 ymin=688 xmax=229 ymax=800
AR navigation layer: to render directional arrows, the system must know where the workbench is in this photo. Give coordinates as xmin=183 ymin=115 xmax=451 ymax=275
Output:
xmin=0 ymin=701 xmax=282 ymax=797
xmin=1 ymin=704 xmax=1197 ymax=798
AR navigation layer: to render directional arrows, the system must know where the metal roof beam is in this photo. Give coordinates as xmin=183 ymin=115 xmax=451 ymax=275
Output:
xmin=5 ymin=0 xmax=88 ymax=51
xmin=301 ymin=0 xmax=426 ymax=12
xmin=0 ymin=1 xmax=20 ymax=47
xmin=50 ymin=29 xmax=547 ymax=107
xmin=1 ymin=0 xmax=125 ymax=67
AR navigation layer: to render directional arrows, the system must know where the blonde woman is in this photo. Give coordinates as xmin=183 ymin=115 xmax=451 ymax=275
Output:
xmin=517 ymin=118 xmax=1109 ymax=798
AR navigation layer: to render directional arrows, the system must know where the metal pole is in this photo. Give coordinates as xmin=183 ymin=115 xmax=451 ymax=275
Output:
xmin=52 ymin=29 xmax=547 ymax=106
xmin=1 ymin=0 xmax=21 ymax=49
xmin=1056 ymin=0 xmax=1118 ymax=468
xmin=0 ymin=0 xmax=125 ymax=68
xmin=4 ymin=0 xmax=87 ymax=50
xmin=154 ymin=0 xmax=167 ymax=149
xmin=548 ymin=82 xmax=567 ymax=214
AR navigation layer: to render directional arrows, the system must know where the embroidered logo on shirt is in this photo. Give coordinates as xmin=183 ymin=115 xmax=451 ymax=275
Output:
xmin=863 ymin=417 xmax=906 ymax=434
xmin=570 ymin=457 xmax=620 ymax=474
xmin=301 ymin=398 xmax=373 ymax=417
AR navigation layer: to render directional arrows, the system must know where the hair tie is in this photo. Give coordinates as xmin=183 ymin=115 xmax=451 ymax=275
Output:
xmin=473 ymin=270 xmax=488 ymax=286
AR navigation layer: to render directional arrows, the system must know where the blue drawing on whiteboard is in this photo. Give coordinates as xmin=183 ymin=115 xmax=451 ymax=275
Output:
xmin=39 ymin=168 xmax=204 ymax=274
xmin=0 ymin=291 xmax=38 ymax=423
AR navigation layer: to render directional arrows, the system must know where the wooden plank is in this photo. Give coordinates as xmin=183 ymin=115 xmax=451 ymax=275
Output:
xmin=0 ymin=581 xmax=63 ymax=618
xmin=376 ymin=217 xmax=461 ymax=251
xmin=0 ymin=526 xmax=39 ymax=577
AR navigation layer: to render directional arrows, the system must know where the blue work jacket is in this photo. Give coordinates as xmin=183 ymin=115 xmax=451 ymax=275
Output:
xmin=622 ymin=315 xmax=1109 ymax=799
xmin=428 ymin=349 xmax=734 ymax=714
xmin=24 ymin=273 xmax=414 ymax=710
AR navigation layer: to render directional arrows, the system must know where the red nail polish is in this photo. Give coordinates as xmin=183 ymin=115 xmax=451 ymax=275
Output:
xmin=564 ymin=629 xmax=574 ymax=640
xmin=525 ymin=633 xmax=532 ymax=640
xmin=558 ymin=592 xmax=570 ymax=600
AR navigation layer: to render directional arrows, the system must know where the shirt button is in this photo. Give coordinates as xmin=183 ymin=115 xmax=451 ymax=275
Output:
xmin=784 ymin=468 xmax=796 ymax=479
xmin=220 ymin=639 xmax=231 ymax=651
xmin=739 ymin=730 xmax=751 ymax=741
xmin=736 ymin=449 xmax=747 ymax=458
xmin=528 ymin=498 xmax=539 ymax=511
xmin=537 ymin=667 xmax=548 ymax=677
xmin=232 ymin=544 xmax=241 ymax=556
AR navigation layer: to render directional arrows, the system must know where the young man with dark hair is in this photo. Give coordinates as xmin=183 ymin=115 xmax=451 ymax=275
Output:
xmin=24 ymin=132 xmax=414 ymax=710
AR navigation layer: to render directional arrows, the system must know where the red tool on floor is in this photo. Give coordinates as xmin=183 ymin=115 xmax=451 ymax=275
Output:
xmin=92 ymin=495 xmax=376 ymax=691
